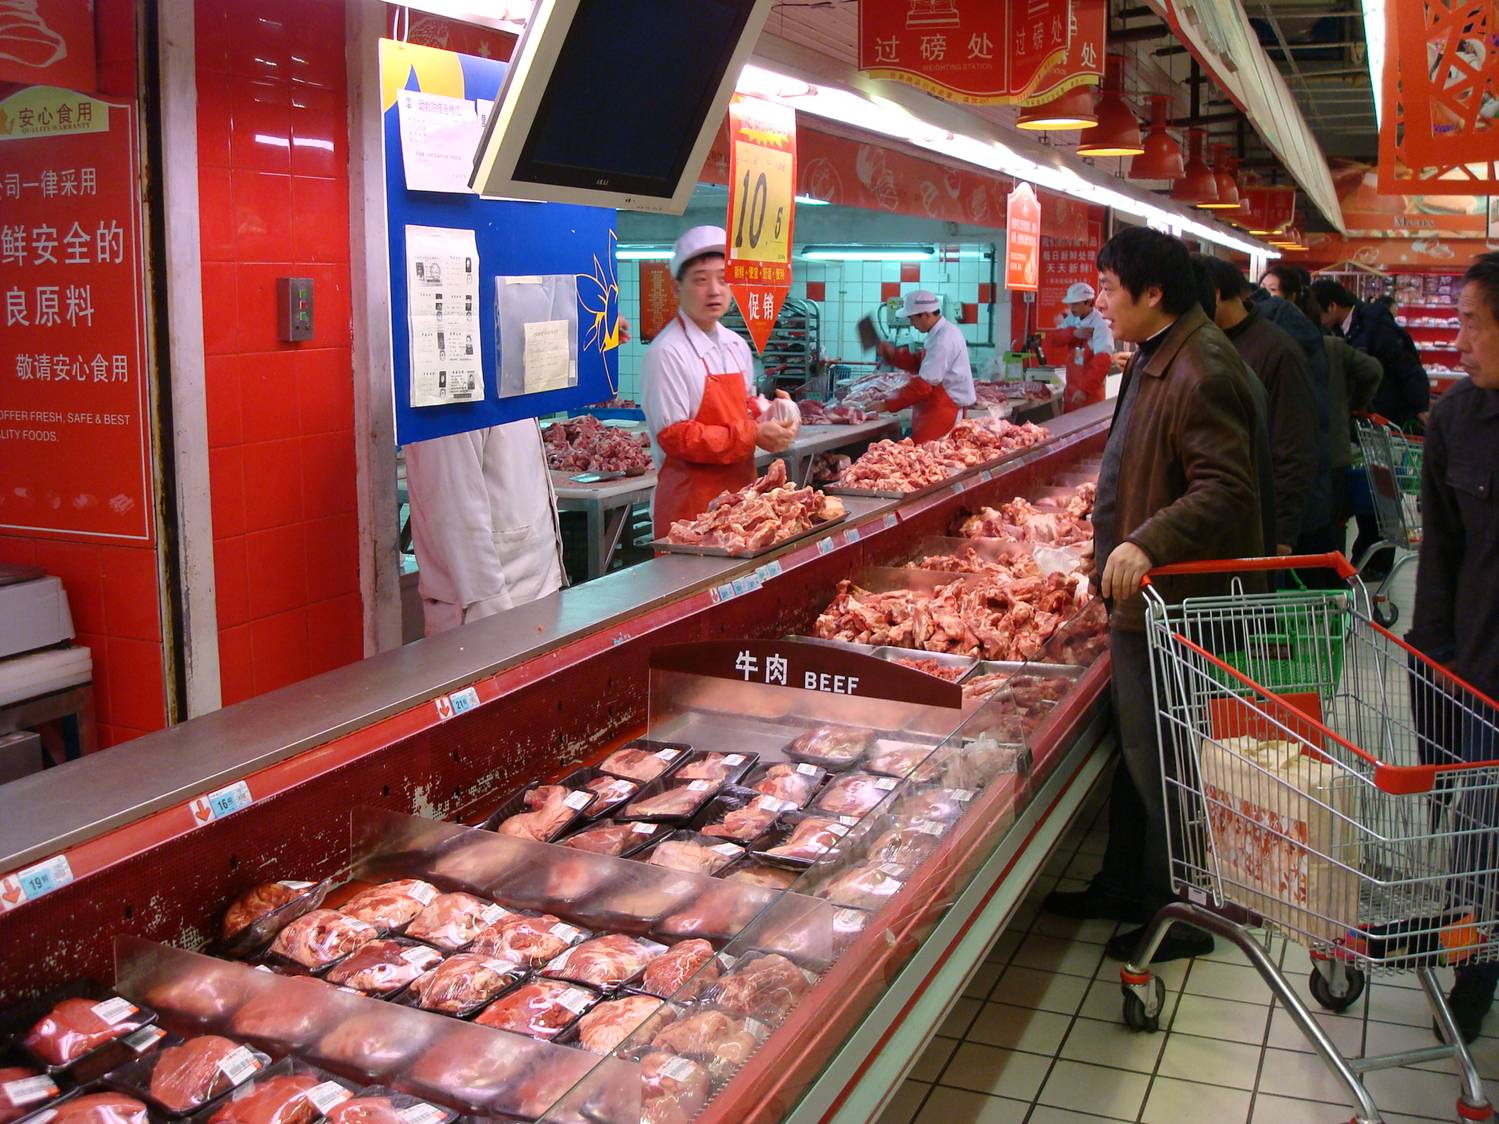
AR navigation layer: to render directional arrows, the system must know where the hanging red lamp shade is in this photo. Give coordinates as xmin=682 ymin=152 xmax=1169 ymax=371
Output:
xmin=1171 ymin=129 xmax=1220 ymax=207
xmin=1241 ymin=184 xmax=1297 ymax=236
xmin=1077 ymin=56 xmax=1143 ymax=157
xmin=1270 ymin=225 xmax=1306 ymax=251
xmin=1197 ymin=145 xmax=1242 ymax=210
xmin=1016 ymin=83 xmax=1099 ymax=131
xmin=1128 ymin=95 xmax=1184 ymax=180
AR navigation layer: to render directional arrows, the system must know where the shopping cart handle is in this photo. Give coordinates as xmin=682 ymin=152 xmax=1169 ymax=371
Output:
xmin=1352 ymin=410 xmax=1395 ymax=428
xmin=1142 ymin=552 xmax=1359 ymax=585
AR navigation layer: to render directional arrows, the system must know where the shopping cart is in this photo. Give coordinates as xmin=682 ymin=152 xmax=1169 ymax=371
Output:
xmin=1354 ymin=413 xmax=1424 ymax=627
xmin=1117 ymin=554 xmax=1498 ymax=1124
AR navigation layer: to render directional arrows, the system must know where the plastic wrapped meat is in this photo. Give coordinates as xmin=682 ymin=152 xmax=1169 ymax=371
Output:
xmin=1 ymin=1067 xmax=58 ymax=1124
xmin=674 ymin=754 xmax=745 ymax=784
xmin=705 ymin=955 xmax=810 ymax=1022
xmin=495 ymin=785 xmax=590 ymax=842
xmin=623 ymin=784 xmax=713 ymax=820
xmin=209 ymin=1074 xmax=343 ymax=1124
xmin=543 ymin=934 xmax=664 ymax=990
xmin=582 ymin=775 xmax=637 ymax=813
xmin=865 ymin=744 xmax=933 ymax=780
xmin=222 ymin=883 xmax=314 ymax=941
xmin=324 ymin=1096 xmax=447 ymax=1124
xmin=590 ymin=877 xmax=696 ymax=925
xmin=639 ymin=1053 xmax=710 ymax=1124
xmin=324 ymin=939 xmax=443 ymax=995
xmin=817 ymin=863 xmax=908 ymax=911
xmin=48 ymin=1093 xmax=150 ymax=1124
xmin=403 ymin=893 xmax=504 ymax=952
xmin=656 ymin=889 xmax=758 ymax=942
xmin=896 ymin=788 xmax=970 ymax=826
xmin=406 ymin=1037 xmax=530 ymax=1112
xmin=146 ymin=963 xmax=246 ymax=1025
xmin=148 ymin=1037 xmax=264 ymax=1113
xmin=574 ymin=995 xmax=671 ymax=1055
xmin=786 ymin=726 xmax=870 ymax=767
xmin=598 ymin=747 xmax=678 ymax=783
xmin=867 ymin=824 xmax=942 ymax=866
xmin=814 ymin=773 xmax=897 ymax=818
xmin=269 ymin=910 xmax=378 ymax=969
xmin=314 ymin=1013 xmax=433 ymax=1077
xmin=337 ymin=880 xmax=437 ymax=931
xmin=750 ymin=764 xmax=820 ymax=807
xmin=473 ymin=979 xmax=596 ymax=1040
xmin=763 ymin=818 xmax=848 ymax=863
xmin=648 ymin=838 xmax=739 ymax=875
xmin=702 ymin=802 xmax=780 ymax=842
xmin=540 ymin=854 xmax=612 ymax=901
xmin=231 ymin=977 xmax=332 ymax=1047
xmin=650 ymin=1010 xmax=761 ymax=1081
xmin=640 ymin=940 xmax=718 ymax=1000
xmin=561 ymin=821 xmax=652 ymax=856
xmin=407 ymin=954 xmax=524 ymax=1015
xmin=724 ymin=865 xmax=797 ymax=891
xmin=23 ymin=996 xmax=147 ymax=1067
xmin=470 ymin=913 xmax=582 ymax=969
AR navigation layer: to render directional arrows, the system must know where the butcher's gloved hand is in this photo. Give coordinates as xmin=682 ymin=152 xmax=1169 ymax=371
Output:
xmin=1101 ymin=541 xmax=1153 ymax=602
xmin=756 ymin=418 xmax=797 ymax=453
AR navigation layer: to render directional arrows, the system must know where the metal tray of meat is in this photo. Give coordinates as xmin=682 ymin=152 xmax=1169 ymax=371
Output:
xmin=961 ymin=661 xmax=1087 ymax=700
xmin=646 ymin=512 xmax=847 ymax=559
xmin=823 ymin=468 xmax=966 ymax=501
xmin=871 ymin=646 xmax=978 ymax=682
xmin=902 ymin=537 xmax=1037 ymax=569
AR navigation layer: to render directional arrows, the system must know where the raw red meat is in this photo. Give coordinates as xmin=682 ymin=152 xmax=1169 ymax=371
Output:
xmin=470 ymin=913 xmax=581 ymax=968
xmin=750 ymin=764 xmax=820 ymax=807
xmin=816 ymin=863 xmax=907 ymax=910
xmin=337 ymin=880 xmax=437 ymax=931
xmin=865 ymin=743 xmax=933 ymax=778
xmin=786 ymin=726 xmax=870 ymax=766
xmin=898 ymin=788 xmax=970 ymax=825
xmin=582 ymin=774 xmax=637 ymax=811
xmin=674 ymin=753 xmax=745 ymax=783
xmin=958 ymin=495 xmax=1092 ymax=546
xmin=1 ymin=1068 xmax=58 ymax=1124
xmin=48 ymin=1093 xmax=150 ymax=1124
xmin=542 ymin=415 xmax=651 ymax=474
xmin=148 ymin=1037 xmax=263 ymax=1113
xmin=231 ymin=977 xmax=332 ymax=1046
xmin=408 ymin=954 xmax=523 ymax=1014
xmin=665 ymin=460 xmax=845 ymax=551
xmin=814 ymin=773 xmax=897 ymax=818
xmin=473 ymin=980 xmax=595 ymax=1040
xmin=649 ymin=1010 xmax=761 ymax=1081
xmin=575 ymin=995 xmax=671 ymax=1055
xmin=23 ymin=997 xmax=146 ymax=1067
xmin=655 ymin=888 xmax=760 ymax=942
xmin=403 ymin=893 xmax=504 ymax=952
xmin=208 ymin=1074 xmax=336 ymax=1124
xmin=706 ymin=954 xmax=810 ymax=1022
xmin=405 ymin=1037 xmax=529 ymax=1111
xmin=323 ymin=1097 xmax=446 ymax=1124
xmin=145 ymin=963 xmax=246 ymax=1024
xmin=269 ymin=909 xmax=378 ymax=969
xmin=639 ymin=1053 xmax=710 ymax=1124
xmin=837 ymin=420 xmax=1049 ymax=492
xmin=702 ymin=802 xmax=780 ymax=842
xmin=908 ymin=547 xmax=1039 ymax=580
xmin=598 ymin=747 xmax=677 ymax=782
xmin=648 ymin=838 xmax=739 ymax=875
xmin=324 ymin=939 xmax=442 ymax=995
xmin=868 ymin=824 xmax=943 ymax=865
xmin=763 ymin=818 xmax=848 ymax=863
xmin=723 ymin=865 xmax=797 ymax=891
xmin=542 ymin=934 xmax=663 ymax=989
xmin=623 ymin=783 xmax=714 ymax=820
xmin=314 ymin=1012 xmax=433 ymax=1076
xmin=890 ymin=656 xmax=966 ymax=681
xmin=562 ymin=821 xmax=654 ymax=856
xmin=494 ymin=785 xmax=589 ymax=841
xmin=795 ymin=400 xmax=870 ymax=426
xmin=640 ymin=940 xmax=718 ymax=1000
xmin=222 ymin=883 xmax=313 ymax=940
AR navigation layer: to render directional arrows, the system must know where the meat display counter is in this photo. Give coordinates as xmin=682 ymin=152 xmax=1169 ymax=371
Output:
xmin=0 ymin=401 xmax=1115 ymax=1124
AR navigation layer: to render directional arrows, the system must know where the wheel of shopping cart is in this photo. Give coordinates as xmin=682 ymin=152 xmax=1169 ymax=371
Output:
xmin=1308 ymin=961 xmax=1366 ymax=1013
xmin=1120 ymin=975 xmax=1165 ymax=1032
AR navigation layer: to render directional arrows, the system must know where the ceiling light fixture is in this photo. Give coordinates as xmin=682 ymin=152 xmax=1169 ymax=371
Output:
xmin=1197 ymin=145 xmax=1242 ymax=210
xmin=615 ymin=247 xmax=674 ymax=260
xmin=1129 ymin=95 xmax=1185 ymax=181
xmin=1016 ymin=84 xmax=1099 ymax=131
xmin=801 ymin=245 xmax=935 ymax=261
xmin=1077 ymin=57 xmax=1144 ymax=157
xmin=1172 ymin=129 xmax=1220 ymax=207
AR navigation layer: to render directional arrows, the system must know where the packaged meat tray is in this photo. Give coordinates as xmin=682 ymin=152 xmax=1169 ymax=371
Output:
xmin=668 ymin=751 xmax=756 ymax=788
xmin=782 ymin=725 xmax=873 ymax=770
xmin=636 ymin=939 xmax=720 ymax=1001
xmin=862 ymin=822 xmax=944 ymax=867
xmin=811 ymin=861 xmax=912 ymax=912
xmin=648 ymin=1007 xmax=768 ymax=1083
xmin=742 ymin=761 xmax=826 ymax=809
xmin=335 ymin=880 xmax=439 ymax=934
xmin=312 ymin=1012 xmax=436 ymax=1079
xmin=107 ymin=1035 xmax=268 ymax=1117
xmin=12 ymin=983 xmax=159 ymax=1077
xmin=634 ymin=1050 xmax=711 ymax=1124
xmin=322 ymin=939 xmax=444 ymax=997
xmin=862 ymin=740 xmax=941 ymax=782
xmin=616 ymin=779 xmax=722 ymax=823
xmin=559 ymin=994 xmax=674 ymax=1056
xmin=401 ymin=954 xmax=526 ymax=1017
xmin=322 ymin=1089 xmax=456 ymax=1124
xmin=811 ymin=772 xmax=901 ymax=819
xmin=596 ymin=741 xmax=688 ymax=784
xmin=402 ymin=1034 xmax=532 ymax=1113
xmin=402 ymin=894 xmax=506 ymax=953
xmin=718 ymin=863 xmax=799 ymax=892
xmin=650 ymin=461 xmax=846 ymax=557
xmin=0 ymin=1069 xmax=60 ymax=1124
xmin=471 ymin=979 xmax=598 ymax=1041
xmin=579 ymin=873 xmax=700 ymax=932
xmin=754 ymin=815 xmax=852 ymax=867
xmin=469 ymin=913 xmax=587 ymax=970
xmin=217 ymin=881 xmax=330 ymax=957
xmin=230 ymin=976 xmax=337 ymax=1051
xmin=540 ymin=934 xmax=668 ymax=991
xmin=558 ymin=819 xmax=665 ymax=858
xmin=890 ymin=786 xmax=974 ymax=828
xmin=554 ymin=767 xmax=640 ymax=819
xmin=698 ymin=789 xmax=796 ymax=844
xmin=643 ymin=833 xmax=744 ymax=877
xmin=204 ymin=1059 xmax=356 ymax=1124
xmin=266 ymin=910 xmax=378 ymax=972
xmin=651 ymin=886 xmax=766 ymax=944
xmin=481 ymin=784 xmax=595 ymax=843
xmin=31 ymin=1092 xmax=151 ymax=1124
xmin=700 ymin=952 xmax=816 ymax=1025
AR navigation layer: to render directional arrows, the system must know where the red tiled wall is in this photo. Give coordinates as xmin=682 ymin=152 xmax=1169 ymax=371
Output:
xmin=196 ymin=0 xmax=362 ymax=706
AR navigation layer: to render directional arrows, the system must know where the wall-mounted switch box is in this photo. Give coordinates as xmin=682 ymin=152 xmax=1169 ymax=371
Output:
xmin=277 ymin=276 xmax=314 ymax=341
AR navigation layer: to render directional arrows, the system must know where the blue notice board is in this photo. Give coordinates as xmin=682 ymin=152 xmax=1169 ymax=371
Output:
xmin=381 ymin=39 xmax=621 ymax=445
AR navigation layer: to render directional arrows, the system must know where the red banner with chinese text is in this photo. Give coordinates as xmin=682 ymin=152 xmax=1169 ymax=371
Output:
xmin=1018 ymin=0 xmax=1104 ymax=106
xmin=0 ymin=0 xmax=95 ymax=92
xmin=724 ymin=95 xmax=796 ymax=354
xmin=638 ymin=261 xmax=677 ymax=342
xmin=1006 ymin=182 xmax=1041 ymax=291
xmin=0 ymin=87 xmax=153 ymax=543
xmin=857 ymin=0 xmax=1072 ymax=106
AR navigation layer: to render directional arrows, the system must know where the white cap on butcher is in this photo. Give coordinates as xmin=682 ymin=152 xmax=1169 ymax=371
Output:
xmin=671 ymin=225 xmax=727 ymax=279
xmin=902 ymin=289 xmax=941 ymax=317
xmin=1064 ymin=282 xmax=1096 ymax=304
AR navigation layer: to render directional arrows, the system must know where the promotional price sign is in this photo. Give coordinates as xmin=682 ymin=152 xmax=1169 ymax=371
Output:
xmin=724 ymin=94 xmax=796 ymax=354
xmin=0 ymin=86 xmax=154 ymax=542
xmin=638 ymin=260 xmax=677 ymax=342
xmin=1005 ymin=182 xmax=1041 ymax=292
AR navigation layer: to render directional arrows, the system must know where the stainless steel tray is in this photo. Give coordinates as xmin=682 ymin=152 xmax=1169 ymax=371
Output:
xmin=824 ymin=471 xmax=963 ymax=501
xmin=871 ymin=645 xmax=978 ymax=681
xmin=648 ymin=513 xmax=846 ymax=559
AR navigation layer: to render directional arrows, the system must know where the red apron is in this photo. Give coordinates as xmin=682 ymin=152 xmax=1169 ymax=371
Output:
xmin=910 ymin=386 xmax=960 ymax=443
xmin=652 ymin=337 xmax=756 ymax=540
xmin=1064 ymin=350 xmax=1110 ymax=412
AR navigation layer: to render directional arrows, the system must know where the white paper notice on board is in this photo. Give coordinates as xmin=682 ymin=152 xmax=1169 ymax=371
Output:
xmin=523 ymin=320 xmax=575 ymax=393
xmin=398 ymin=90 xmax=482 ymax=195
xmin=406 ymin=225 xmax=483 ymax=407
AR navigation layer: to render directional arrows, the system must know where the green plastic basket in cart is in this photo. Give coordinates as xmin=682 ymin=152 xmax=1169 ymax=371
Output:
xmin=1216 ymin=586 xmax=1351 ymax=696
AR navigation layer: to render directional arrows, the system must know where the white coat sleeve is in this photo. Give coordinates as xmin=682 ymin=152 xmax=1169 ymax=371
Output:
xmin=641 ymin=337 xmax=701 ymax=435
xmin=917 ymin=322 xmax=963 ymax=386
xmin=1089 ymin=316 xmax=1114 ymax=355
xmin=404 ymin=431 xmax=510 ymax=620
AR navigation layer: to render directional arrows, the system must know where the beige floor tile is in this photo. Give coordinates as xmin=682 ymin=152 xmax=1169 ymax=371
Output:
xmin=965 ymin=1002 xmax=1073 ymax=1056
xmin=910 ymin=1036 xmax=958 ymax=1083
xmin=939 ymin=996 xmax=982 ymax=1038
xmin=1063 ymin=851 xmax=1101 ymax=882
xmin=986 ymin=930 xmax=1023 ymax=965
xmin=1255 ymin=1045 xmax=1364 ymax=1106
xmin=1026 ymin=1106 xmax=1133 ymax=1123
xmin=912 ymin=1086 xmax=1028 ymax=1124
xmin=1156 ymin=1031 xmax=1263 ymax=1090
xmin=1265 ymin=1004 xmax=1365 ymax=1057
xmin=1251 ymin=1092 xmax=1361 ymax=1123
xmin=1010 ymin=933 xmax=1110 ymax=978
xmin=963 ymin=962 xmax=1002 ymax=1000
xmin=990 ymin=965 xmax=1091 ymax=1014
xmin=939 ymin=1041 xmax=1053 ymax=1101
xmin=1364 ymin=1062 xmax=1487 ymax=1118
xmin=1036 ymin=1058 xmax=1150 ymax=1119
xmin=1368 ymin=981 xmax=1442 ymax=1028
xmin=1059 ymin=1014 xmax=1168 ymax=1074
xmin=1140 ymin=1076 xmax=1253 ymax=1124
xmin=1184 ymin=959 xmax=1271 ymax=1004
xmin=876 ymin=1080 xmax=930 ymax=1124
xmin=1030 ymin=912 xmax=1120 ymax=946
xmin=1410 ymin=1026 xmax=1499 ymax=1082
xmin=1169 ymin=993 xmax=1272 ymax=1045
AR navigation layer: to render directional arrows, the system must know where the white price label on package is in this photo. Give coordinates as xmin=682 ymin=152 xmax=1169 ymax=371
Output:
xmin=687 ymin=780 xmax=711 ymax=792
xmin=307 ymin=1083 xmax=352 ymax=1114
xmin=402 ymin=946 xmax=443 ymax=968
xmin=795 ymin=763 xmax=820 ymax=776
xmin=90 ymin=997 xmax=138 ymax=1025
xmin=124 ymin=1026 xmax=167 ymax=1053
xmin=631 ymin=822 xmax=656 ymax=835
xmin=408 ymin=881 xmax=438 ymax=905
xmin=563 ymin=790 xmax=592 ymax=810
xmin=558 ymin=987 xmax=592 ymax=1013
xmin=217 ymin=1046 xmax=262 ymax=1085
xmin=2 ymin=1076 xmax=58 ymax=1108
xmin=723 ymin=754 xmax=745 ymax=766
xmin=479 ymin=904 xmax=506 ymax=924
xmin=399 ymin=1105 xmax=449 ymax=1124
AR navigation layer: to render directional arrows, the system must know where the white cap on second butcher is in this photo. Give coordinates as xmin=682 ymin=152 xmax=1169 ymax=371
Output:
xmin=1064 ymin=281 xmax=1097 ymax=304
xmin=902 ymin=289 xmax=941 ymax=317
xmin=671 ymin=225 xmax=727 ymax=279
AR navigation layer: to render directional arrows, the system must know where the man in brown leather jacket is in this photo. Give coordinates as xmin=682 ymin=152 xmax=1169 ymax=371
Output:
xmin=1044 ymin=227 xmax=1267 ymax=963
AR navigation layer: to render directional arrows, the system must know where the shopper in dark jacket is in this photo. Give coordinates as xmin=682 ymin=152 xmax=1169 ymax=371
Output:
xmin=1045 ymin=228 xmax=1265 ymax=964
xmin=1408 ymin=253 xmax=1499 ymax=1043
xmin=1310 ymin=280 xmax=1430 ymax=426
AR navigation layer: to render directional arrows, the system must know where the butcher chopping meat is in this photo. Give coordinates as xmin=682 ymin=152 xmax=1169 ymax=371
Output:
xmin=473 ymin=979 xmax=597 ymax=1040
xmin=598 ymin=746 xmax=679 ymax=782
xmin=269 ymin=909 xmax=377 ymax=969
xmin=639 ymin=1052 xmax=710 ymax=1124
xmin=45 ymin=1093 xmax=150 ymax=1124
xmin=706 ymin=954 xmax=810 ymax=1023
xmin=641 ymin=226 xmax=798 ymax=539
xmin=640 ymin=940 xmax=719 ymax=1000
xmin=147 ymin=1036 xmax=264 ymax=1113
xmin=750 ymin=763 xmax=821 ymax=807
xmin=23 ymin=996 xmax=147 ymax=1066
xmin=222 ymin=882 xmax=316 ymax=941
xmin=403 ymin=893 xmax=503 ymax=951
xmin=662 ymin=460 xmax=845 ymax=552
xmin=650 ymin=1010 xmax=761 ymax=1081
xmin=541 ymin=414 xmax=652 ymax=474
xmin=337 ymin=879 xmax=437 ymax=931
xmin=574 ymin=995 xmax=671 ymax=1055
xmin=324 ymin=939 xmax=442 ymax=995
xmin=408 ymin=954 xmax=523 ymax=1014
xmin=647 ymin=838 xmax=739 ymax=875
xmin=495 ymin=785 xmax=589 ymax=841
xmin=876 ymin=290 xmax=976 ymax=443
xmin=763 ymin=817 xmax=848 ymax=863
xmin=561 ymin=821 xmax=654 ymax=856
xmin=543 ymin=934 xmax=664 ymax=990
xmin=814 ymin=773 xmax=896 ymax=818
xmin=469 ymin=913 xmax=580 ymax=968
